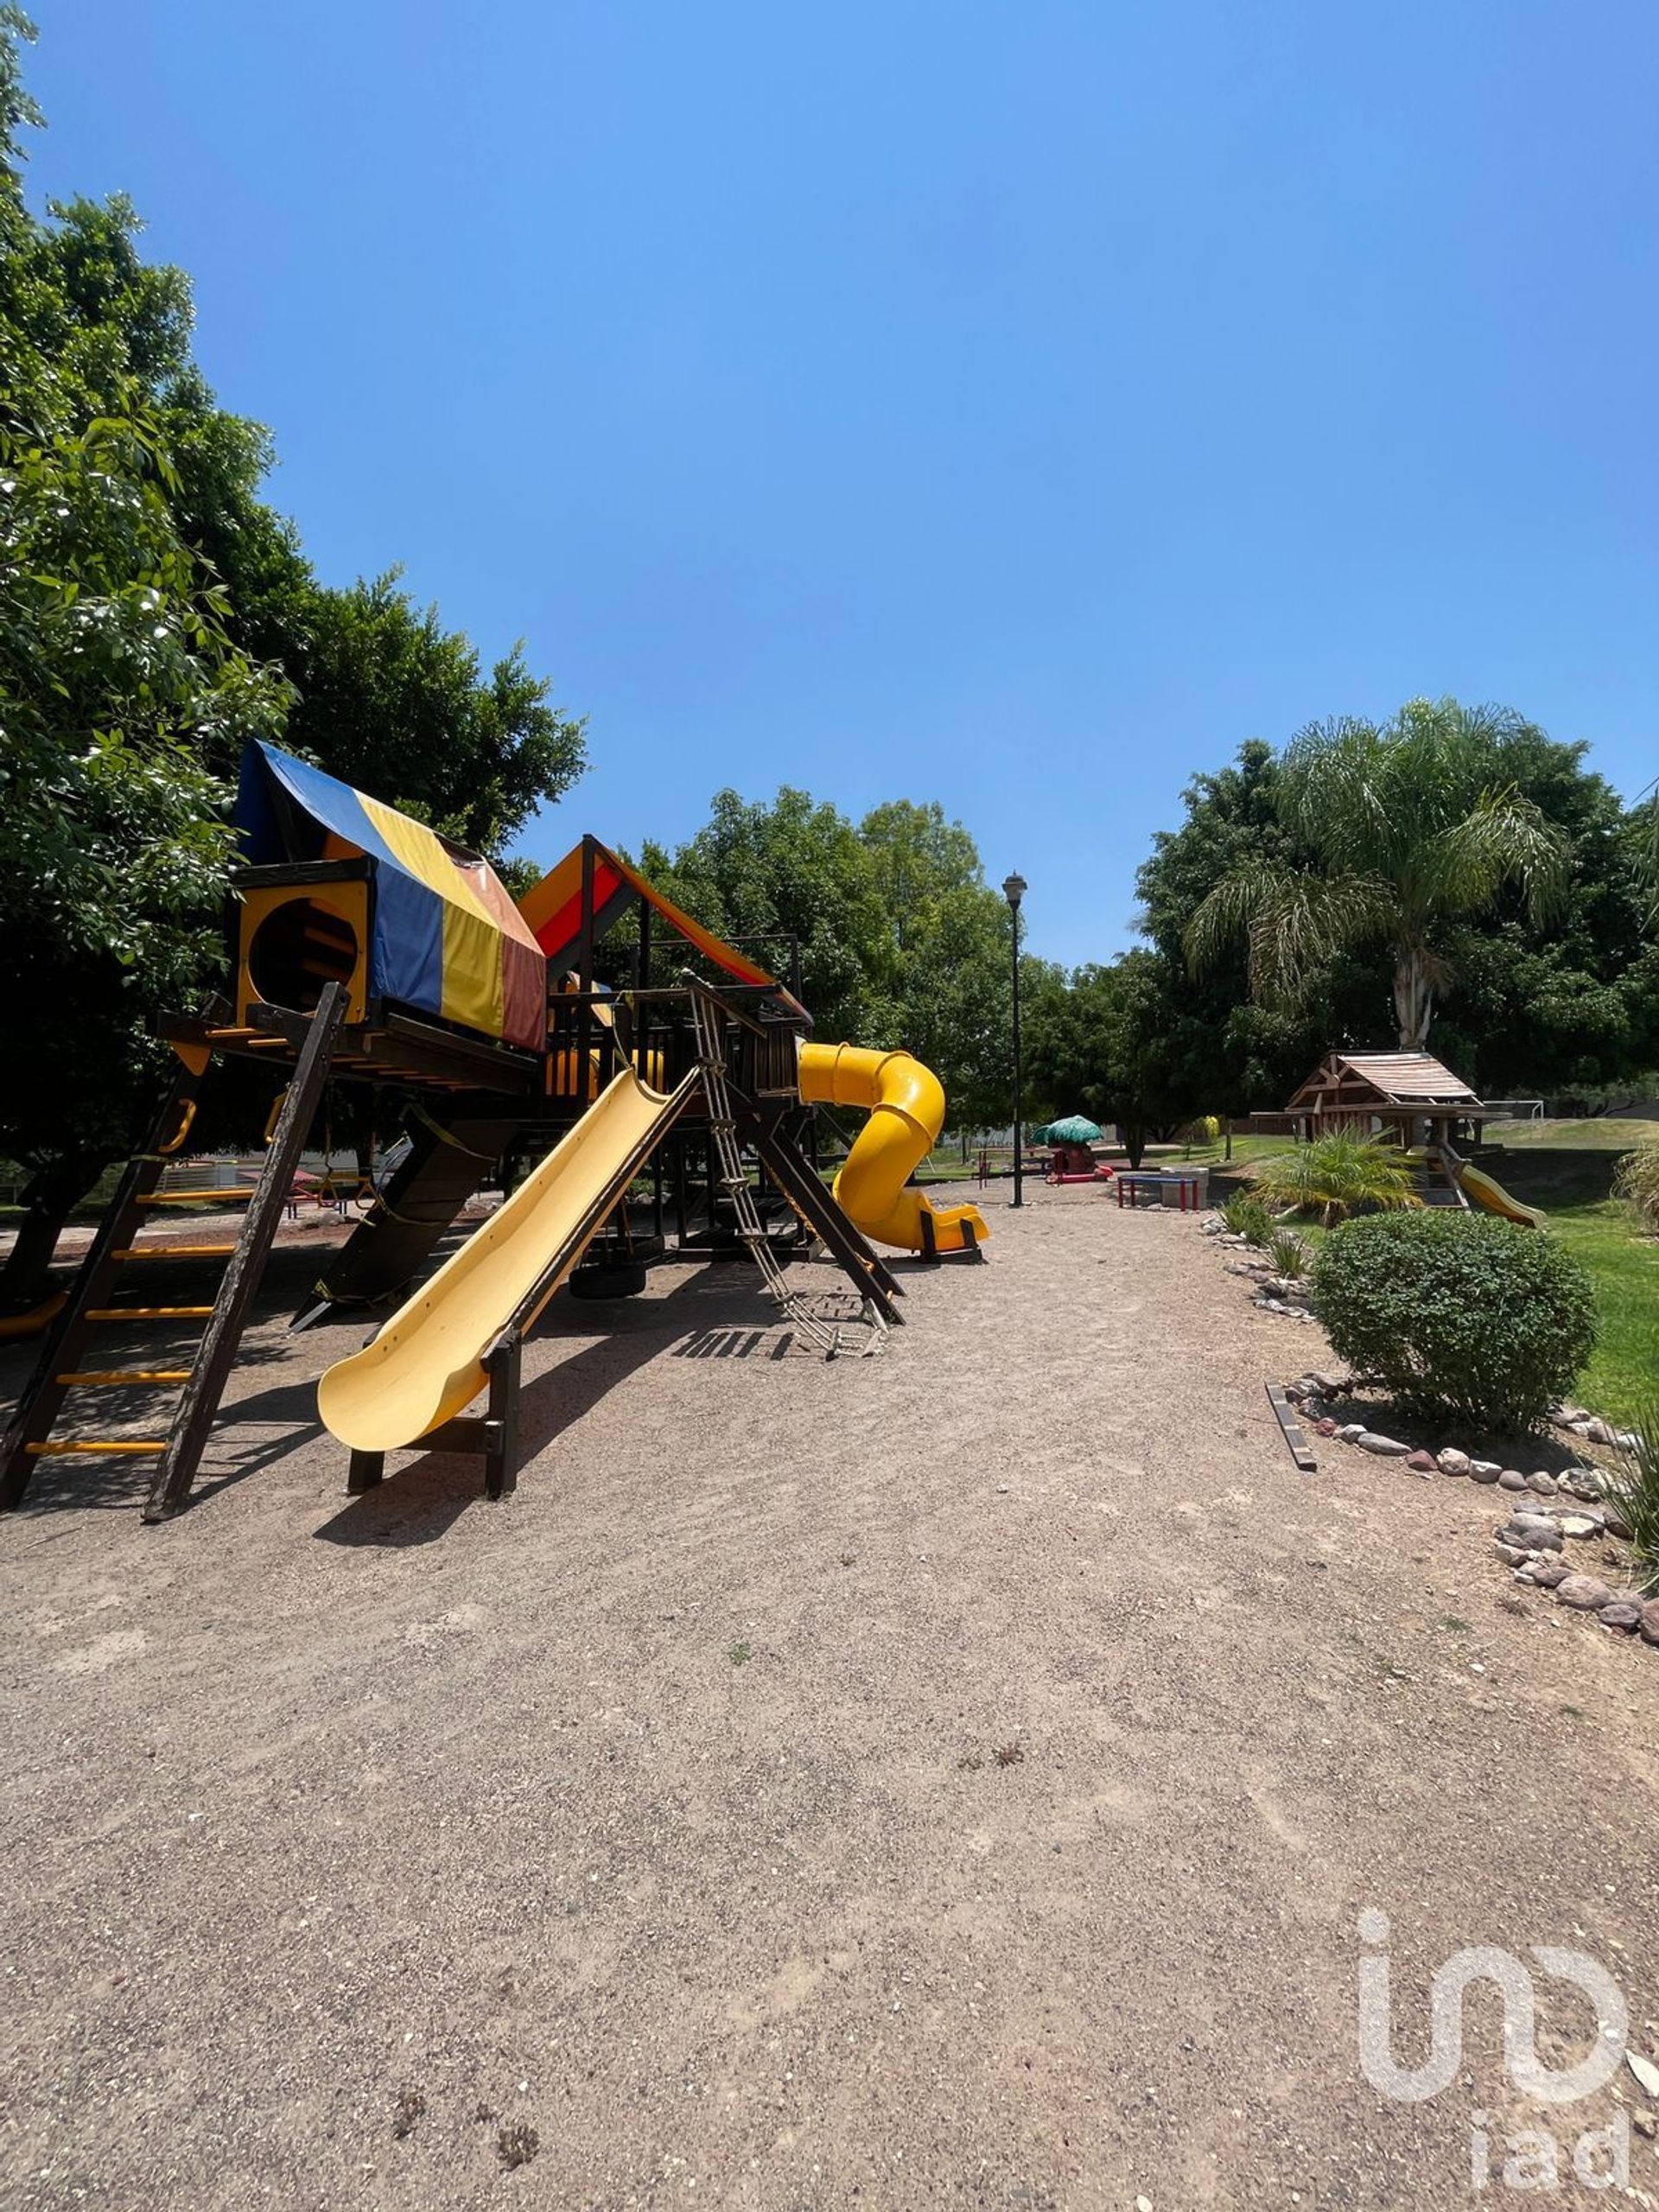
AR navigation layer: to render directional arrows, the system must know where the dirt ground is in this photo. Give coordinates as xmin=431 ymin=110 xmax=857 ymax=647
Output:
xmin=2 ymin=1186 xmax=1656 ymax=2210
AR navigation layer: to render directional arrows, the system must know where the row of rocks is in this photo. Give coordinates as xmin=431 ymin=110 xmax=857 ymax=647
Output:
xmin=1284 ymin=1376 xmax=1625 ymax=1517
xmin=1491 ymin=1503 xmax=1611 ymax=1558
xmin=1497 ymin=1513 xmax=1659 ymax=1643
xmin=1549 ymin=1402 xmax=1640 ymax=1452
xmin=1281 ymin=1372 xmax=1656 ymax=1655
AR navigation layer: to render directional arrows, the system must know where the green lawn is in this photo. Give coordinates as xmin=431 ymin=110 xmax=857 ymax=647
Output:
xmin=1478 ymin=1122 xmax=1657 ymax=1425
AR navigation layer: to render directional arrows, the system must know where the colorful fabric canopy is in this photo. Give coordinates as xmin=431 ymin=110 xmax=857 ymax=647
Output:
xmin=518 ymin=837 xmax=808 ymax=1020
xmin=236 ymin=743 xmax=546 ymax=1051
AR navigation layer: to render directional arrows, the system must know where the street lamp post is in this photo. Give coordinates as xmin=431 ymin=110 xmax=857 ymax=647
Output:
xmin=1002 ymin=873 xmax=1027 ymax=1209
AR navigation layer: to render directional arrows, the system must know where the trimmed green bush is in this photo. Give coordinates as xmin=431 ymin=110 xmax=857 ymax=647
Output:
xmin=1310 ymin=1212 xmax=1598 ymax=1432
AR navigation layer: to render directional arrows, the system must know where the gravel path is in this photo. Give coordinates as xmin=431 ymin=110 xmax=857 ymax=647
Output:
xmin=2 ymin=1186 xmax=1656 ymax=2209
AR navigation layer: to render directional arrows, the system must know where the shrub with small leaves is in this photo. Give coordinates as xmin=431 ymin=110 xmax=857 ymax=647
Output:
xmin=1310 ymin=1212 xmax=1598 ymax=1433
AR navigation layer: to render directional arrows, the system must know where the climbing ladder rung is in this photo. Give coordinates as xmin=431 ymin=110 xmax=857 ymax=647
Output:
xmin=0 ymin=981 xmax=351 ymax=1519
xmin=26 ymin=1439 xmax=168 ymax=1457
xmin=86 ymin=1306 xmax=216 ymax=1322
xmin=58 ymin=1370 xmax=193 ymax=1387
xmin=112 ymin=1245 xmax=238 ymax=1261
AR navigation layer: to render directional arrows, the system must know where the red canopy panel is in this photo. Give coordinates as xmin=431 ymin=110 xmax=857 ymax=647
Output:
xmin=517 ymin=838 xmax=808 ymax=1021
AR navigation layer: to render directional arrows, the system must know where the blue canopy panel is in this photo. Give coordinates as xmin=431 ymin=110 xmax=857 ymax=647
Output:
xmin=236 ymin=744 xmax=546 ymax=1049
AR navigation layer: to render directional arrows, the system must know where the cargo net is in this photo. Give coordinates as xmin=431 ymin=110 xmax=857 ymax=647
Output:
xmin=690 ymin=991 xmax=885 ymax=1360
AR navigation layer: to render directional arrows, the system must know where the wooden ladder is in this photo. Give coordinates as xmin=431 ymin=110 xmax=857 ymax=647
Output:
xmin=0 ymin=985 xmax=347 ymax=1521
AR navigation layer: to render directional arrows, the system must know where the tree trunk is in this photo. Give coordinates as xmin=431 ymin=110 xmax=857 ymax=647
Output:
xmin=1122 ymin=1124 xmax=1147 ymax=1170
xmin=1393 ymin=950 xmax=1434 ymax=1051
xmin=0 ymin=1157 xmax=105 ymax=1312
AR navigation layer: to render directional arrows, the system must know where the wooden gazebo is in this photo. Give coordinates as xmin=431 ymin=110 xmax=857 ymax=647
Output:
xmin=1285 ymin=1051 xmax=1484 ymax=1149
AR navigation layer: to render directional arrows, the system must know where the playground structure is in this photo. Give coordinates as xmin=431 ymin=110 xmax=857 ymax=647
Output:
xmin=1285 ymin=1051 xmax=1546 ymax=1226
xmin=1 ymin=743 xmax=987 ymax=1519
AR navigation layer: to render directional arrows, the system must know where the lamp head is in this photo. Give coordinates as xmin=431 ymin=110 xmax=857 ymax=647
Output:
xmin=1001 ymin=872 xmax=1027 ymax=911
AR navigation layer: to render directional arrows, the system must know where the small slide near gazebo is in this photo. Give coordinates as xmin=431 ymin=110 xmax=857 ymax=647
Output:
xmin=1454 ymin=1162 xmax=1546 ymax=1230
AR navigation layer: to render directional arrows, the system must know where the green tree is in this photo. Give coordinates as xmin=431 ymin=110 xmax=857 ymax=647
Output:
xmin=1024 ymin=951 xmax=1205 ymax=1167
xmin=1148 ymin=721 xmax=1656 ymax=1106
xmin=1423 ymin=727 xmax=1657 ymax=1094
xmin=640 ymin=788 xmax=896 ymax=1046
xmin=859 ymin=800 xmax=1014 ymax=1130
xmin=0 ymin=392 xmax=289 ymax=1303
xmin=1136 ymin=738 xmax=1359 ymax=1121
xmin=0 ymin=9 xmax=588 ymax=1297
xmin=1185 ymin=700 xmax=1570 ymax=1052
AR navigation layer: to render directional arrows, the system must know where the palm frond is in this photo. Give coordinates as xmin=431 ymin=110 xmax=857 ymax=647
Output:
xmin=1428 ymin=787 xmax=1570 ymax=924
xmin=1255 ymin=1133 xmax=1422 ymax=1224
xmin=1243 ymin=870 xmax=1396 ymax=1003
xmin=1185 ymin=859 xmax=1398 ymax=1007
xmin=1280 ymin=718 xmax=1392 ymax=868
xmin=1183 ymin=860 xmax=1293 ymax=977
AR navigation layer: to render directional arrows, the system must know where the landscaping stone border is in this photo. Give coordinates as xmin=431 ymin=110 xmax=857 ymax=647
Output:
xmin=1281 ymin=1370 xmax=1659 ymax=1655
xmin=1196 ymin=1210 xmax=1655 ymax=1650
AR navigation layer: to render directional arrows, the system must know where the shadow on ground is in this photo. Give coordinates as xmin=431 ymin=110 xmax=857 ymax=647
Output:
xmin=308 ymin=1264 xmax=817 ymax=1548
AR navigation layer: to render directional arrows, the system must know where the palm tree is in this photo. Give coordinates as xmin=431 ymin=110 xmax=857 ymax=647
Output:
xmin=1255 ymin=1132 xmax=1421 ymax=1227
xmin=1185 ymin=700 xmax=1569 ymax=1049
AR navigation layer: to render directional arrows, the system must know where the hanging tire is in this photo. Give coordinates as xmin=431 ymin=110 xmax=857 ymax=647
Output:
xmin=569 ymin=1259 xmax=648 ymax=1300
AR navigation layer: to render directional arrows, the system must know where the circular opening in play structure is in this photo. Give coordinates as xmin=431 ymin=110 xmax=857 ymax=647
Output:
xmin=246 ymin=898 xmax=359 ymax=1014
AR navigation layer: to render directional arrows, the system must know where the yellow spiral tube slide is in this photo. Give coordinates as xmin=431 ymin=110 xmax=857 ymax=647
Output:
xmin=798 ymin=1041 xmax=989 ymax=1254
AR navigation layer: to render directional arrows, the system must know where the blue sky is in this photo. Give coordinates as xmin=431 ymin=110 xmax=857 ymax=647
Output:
xmin=26 ymin=2 xmax=1659 ymax=969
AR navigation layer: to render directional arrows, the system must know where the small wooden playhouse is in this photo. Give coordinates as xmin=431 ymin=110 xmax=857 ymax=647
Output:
xmin=1286 ymin=1052 xmax=1488 ymax=1205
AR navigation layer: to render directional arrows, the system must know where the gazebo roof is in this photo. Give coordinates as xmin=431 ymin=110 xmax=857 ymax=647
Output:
xmin=1286 ymin=1051 xmax=1484 ymax=1115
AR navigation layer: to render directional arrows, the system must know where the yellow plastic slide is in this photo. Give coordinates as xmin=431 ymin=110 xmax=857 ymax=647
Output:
xmin=318 ymin=1065 xmax=693 ymax=1452
xmin=798 ymin=1040 xmax=988 ymax=1253
xmin=1458 ymin=1164 xmax=1546 ymax=1230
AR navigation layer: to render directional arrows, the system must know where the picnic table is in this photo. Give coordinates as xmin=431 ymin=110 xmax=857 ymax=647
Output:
xmin=1114 ymin=1168 xmax=1205 ymax=1212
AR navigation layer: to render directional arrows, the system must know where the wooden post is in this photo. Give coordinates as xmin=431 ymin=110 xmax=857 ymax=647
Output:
xmin=347 ymin=1448 xmax=385 ymax=1494
xmin=484 ymin=1332 xmax=522 ymax=1500
xmin=578 ymin=838 xmax=596 ymax=995
xmin=636 ymin=896 xmax=652 ymax=1006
